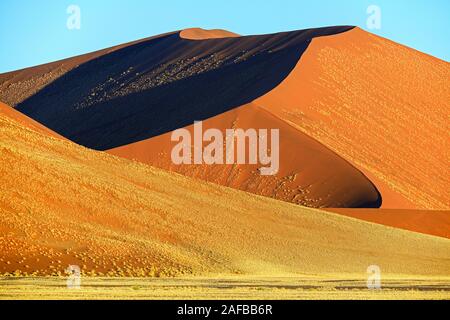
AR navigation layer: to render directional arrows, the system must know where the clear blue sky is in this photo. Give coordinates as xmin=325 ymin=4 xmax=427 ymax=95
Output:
xmin=0 ymin=0 xmax=449 ymax=73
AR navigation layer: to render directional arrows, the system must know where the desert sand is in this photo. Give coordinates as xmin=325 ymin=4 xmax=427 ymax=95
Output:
xmin=1 ymin=101 xmax=449 ymax=281
xmin=0 ymin=26 xmax=381 ymax=209
xmin=255 ymin=27 xmax=450 ymax=210
xmin=180 ymin=28 xmax=240 ymax=40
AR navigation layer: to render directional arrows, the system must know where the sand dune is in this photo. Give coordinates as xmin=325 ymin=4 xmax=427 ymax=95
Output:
xmin=180 ymin=28 xmax=240 ymax=40
xmin=255 ymin=27 xmax=450 ymax=209
xmin=1 ymin=26 xmax=381 ymax=208
xmin=107 ymin=27 xmax=450 ymax=210
xmin=1 ymin=26 xmax=448 ymax=211
xmin=1 ymin=101 xmax=449 ymax=278
xmin=110 ymin=103 xmax=381 ymax=208
xmin=0 ymin=32 xmax=176 ymax=107
xmin=3 ymin=277 xmax=450 ymax=300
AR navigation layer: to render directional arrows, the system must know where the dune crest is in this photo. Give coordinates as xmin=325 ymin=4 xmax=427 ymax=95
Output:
xmin=180 ymin=28 xmax=240 ymax=40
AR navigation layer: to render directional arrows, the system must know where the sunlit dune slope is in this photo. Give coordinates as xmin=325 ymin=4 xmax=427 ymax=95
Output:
xmin=325 ymin=209 xmax=450 ymax=239
xmin=255 ymin=27 xmax=450 ymax=210
xmin=1 ymin=101 xmax=449 ymax=278
xmin=180 ymin=28 xmax=240 ymax=40
xmin=110 ymin=103 xmax=381 ymax=208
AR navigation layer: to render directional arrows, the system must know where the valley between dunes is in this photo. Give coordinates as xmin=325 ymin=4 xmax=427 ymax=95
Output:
xmin=1 ymin=101 xmax=449 ymax=280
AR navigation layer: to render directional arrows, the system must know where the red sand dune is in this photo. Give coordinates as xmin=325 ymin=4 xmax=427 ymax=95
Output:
xmin=325 ymin=209 xmax=450 ymax=240
xmin=255 ymin=27 xmax=450 ymax=210
xmin=1 ymin=101 xmax=449 ymax=277
xmin=110 ymin=102 xmax=381 ymax=208
xmin=1 ymin=26 xmax=448 ymax=211
xmin=1 ymin=26 xmax=379 ymax=208
xmin=0 ymin=32 xmax=176 ymax=107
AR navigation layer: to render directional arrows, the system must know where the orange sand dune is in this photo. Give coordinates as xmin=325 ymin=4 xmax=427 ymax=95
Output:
xmin=255 ymin=27 xmax=450 ymax=210
xmin=1 ymin=101 xmax=449 ymax=278
xmin=110 ymin=103 xmax=381 ymax=208
xmin=9 ymin=26 xmax=353 ymax=151
xmin=326 ymin=209 xmax=450 ymax=239
xmin=180 ymin=28 xmax=240 ymax=40
xmin=3 ymin=26 xmax=382 ymax=208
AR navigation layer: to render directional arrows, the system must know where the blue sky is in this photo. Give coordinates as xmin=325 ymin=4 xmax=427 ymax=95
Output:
xmin=0 ymin=0 xmax=448 ymax=73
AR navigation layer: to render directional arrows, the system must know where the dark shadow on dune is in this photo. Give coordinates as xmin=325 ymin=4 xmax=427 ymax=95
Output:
xmin=17 ymin=26 xmax=354 ymax=150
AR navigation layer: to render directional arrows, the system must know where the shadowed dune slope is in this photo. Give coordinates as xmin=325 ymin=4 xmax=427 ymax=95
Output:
xmin=255 ymin=27 xmax=450 ymax=210
xmin=0 ymin=32 xmax=176 ymax=107
xmin=1 ymin=101 xmax=449 ymax=277
xmin=0 ymin=102 xmax=63 ymax=139
xmin=9 ymin=26 xmax=353 ymax=150
xmin=325 ymin=209 xmax=450 ymax=239
xmin=110 ymin=103 xmax=381 ymax=208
